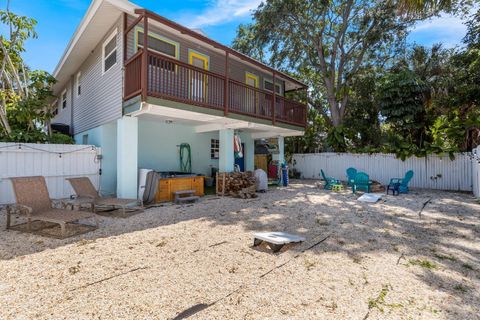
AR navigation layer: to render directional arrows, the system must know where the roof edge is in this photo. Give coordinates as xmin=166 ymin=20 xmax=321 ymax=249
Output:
xmin=52 ymin=0 xmax=139 ymax=78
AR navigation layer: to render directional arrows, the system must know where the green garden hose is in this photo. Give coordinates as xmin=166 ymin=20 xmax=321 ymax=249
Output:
xmin=179 ymin=143 xmax=192 ymax=173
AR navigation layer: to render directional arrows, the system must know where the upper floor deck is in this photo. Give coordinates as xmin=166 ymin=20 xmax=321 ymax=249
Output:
xmin=123 ymin=9 xmax=307 ymax=128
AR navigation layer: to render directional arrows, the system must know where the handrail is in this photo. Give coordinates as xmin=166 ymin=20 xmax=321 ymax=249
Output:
xmin=228 ymin=78 xmax=273 ymax=96
xmin=124 ymin=49 xmax=307 ymax=127
xmin=147 ymin=50 xmax=226 ymax=80
xmin=125 ymin=49 xmax=143 ymax=66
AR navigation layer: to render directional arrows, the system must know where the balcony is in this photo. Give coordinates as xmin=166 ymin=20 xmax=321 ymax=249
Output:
xmin=123 ymin=10 xmax=307 ymax=129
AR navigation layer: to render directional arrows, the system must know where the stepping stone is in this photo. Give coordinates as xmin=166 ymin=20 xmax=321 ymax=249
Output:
xmin=252 ymin=231 xmax=306 ymax=253
xmin=173 ymin=190 xmax=199 ymax=204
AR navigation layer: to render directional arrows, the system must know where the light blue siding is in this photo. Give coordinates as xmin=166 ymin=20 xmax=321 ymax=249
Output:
xmin=137 ymin=119 xmax=219 ymax=176
xmin=74 ymin=121 xmax=117 ymax=195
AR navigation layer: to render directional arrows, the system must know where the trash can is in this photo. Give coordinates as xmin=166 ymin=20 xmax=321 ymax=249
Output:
xmin=282 ymin=163 xmax=289 ymax=187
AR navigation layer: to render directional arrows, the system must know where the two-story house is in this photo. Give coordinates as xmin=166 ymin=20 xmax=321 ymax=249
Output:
xmin=52 ymin=0 xmax=307 ymax=199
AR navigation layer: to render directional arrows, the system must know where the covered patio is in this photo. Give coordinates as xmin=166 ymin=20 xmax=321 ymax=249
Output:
xmin=116 ymin=100 xmax=304 ymax=198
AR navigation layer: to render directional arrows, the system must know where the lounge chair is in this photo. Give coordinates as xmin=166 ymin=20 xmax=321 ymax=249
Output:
xmin=352 ymin=172 xmax=372 ymax=193
xmin=320 ymin=169 xmax=340 ymax=190
xmin=66 ymin=177 xmax=142 ymax=215
xmin=8 ymin=176 xmax=98 ymax=237
xmin=346 ymin=167 xmax=357 ymax=186
xmin=387 ymin=170 xmax=414 ymax=195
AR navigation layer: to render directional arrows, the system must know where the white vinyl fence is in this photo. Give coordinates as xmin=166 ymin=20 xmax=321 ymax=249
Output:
xmin=292 ymin=152 xmax=473 ymax=192
xmin=0 ymin=143 xmax=101 ymax=204
xmin=473 ymin=146 xmax=480 ymax=197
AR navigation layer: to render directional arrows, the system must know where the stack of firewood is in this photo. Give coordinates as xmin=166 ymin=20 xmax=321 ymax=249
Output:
xmin=216 ymin=172 xmax=258 ymax=198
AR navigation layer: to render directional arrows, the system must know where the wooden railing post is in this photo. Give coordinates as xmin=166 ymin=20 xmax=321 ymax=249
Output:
xmin=141 ymin=13 xmax=148 ymax=102
xmin=272 ymin=71 xmax=276 ymax=125
xmin=224 ymin=51 xmax=229 ymax=116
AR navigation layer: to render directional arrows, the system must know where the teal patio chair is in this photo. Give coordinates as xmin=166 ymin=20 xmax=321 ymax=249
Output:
xmin=387 ymin=170 xmax=414 ymax=195
xmin=346 ymin=167 xmax=357 ymax=186
xmin=352 ymin=172 xmax=372 ymax=193
xmin=320 ymin=169 xmax=340 ymax=190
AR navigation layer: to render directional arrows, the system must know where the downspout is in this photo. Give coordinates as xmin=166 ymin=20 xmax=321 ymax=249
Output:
xmin=70 ymin=75 xmax=75 ymax=136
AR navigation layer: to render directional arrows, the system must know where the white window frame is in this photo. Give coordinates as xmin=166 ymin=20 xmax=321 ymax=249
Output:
xmin=76 ymin=71 xmax=82 ymax=97
xmin=211 ymin=139 xmax=219 ymax=159
xmin=102 ymin=28 xmax=118 ymax=75
xmin=61 ymin=89 xmax=67 ymax=109
xmin=263 ymin=79 xmax=283 ymax=96
xmin=51 ymin=99 xmax=58 ymax=116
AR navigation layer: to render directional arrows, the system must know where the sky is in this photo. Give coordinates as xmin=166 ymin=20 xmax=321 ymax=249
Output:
xmin=2 ymin=0 xmax=473 ymax=73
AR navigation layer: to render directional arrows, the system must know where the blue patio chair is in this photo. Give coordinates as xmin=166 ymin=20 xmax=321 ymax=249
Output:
xmin=352 ymin=172 xmax=372 ymax=193
xmin=387 ymin=170 xmax=414 ymax=195
xmin=346 ymin=167 xmax=357 ymax=186
xmin=320 ymin=169 xmax=340 ymax=190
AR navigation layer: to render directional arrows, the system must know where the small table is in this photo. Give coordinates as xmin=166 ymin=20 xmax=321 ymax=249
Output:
xmin=253 ymin=232 xmax=306 ymax=253
xmin=52 ymin=197 xmax=95 ymax=211
xmin=331 ymin=184 xmax=344 ymax=192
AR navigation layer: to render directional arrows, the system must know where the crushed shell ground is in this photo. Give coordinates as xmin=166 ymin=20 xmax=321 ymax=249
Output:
xmin=0 ymin=180 xmax=479 ymax=320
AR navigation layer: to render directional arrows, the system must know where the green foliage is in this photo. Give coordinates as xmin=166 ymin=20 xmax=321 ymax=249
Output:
xmin=286 ymin=107 xmax=328 ymax=155
xmin=1 ymin=128 xmax=73 ymax=144
xmin=0 ymin=7 xmax=66 ymax=144
xmin=377 ymin=69 xmax=431 ymax=147
xmin=233 ymin=0 xmax=413 ymax=128
xmin=326 ymin=125 xmax=348 ymax=152
xmin=48 ymin=132 xmax=74 ymax=144
xmin=408 ymin=259 xmax=437 ymax=269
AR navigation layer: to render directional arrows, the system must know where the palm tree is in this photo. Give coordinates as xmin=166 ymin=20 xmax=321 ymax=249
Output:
xmin=398 ymin=0 xmax=452 ymax=15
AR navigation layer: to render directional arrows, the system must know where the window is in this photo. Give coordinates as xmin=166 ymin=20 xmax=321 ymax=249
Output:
xmin=76 ymin=72 xmax=81 ymax=96
xmin=82 ymin=134 xmax=89 ymax=145
xmin=102 ymin=29 xmax=117 ymax=74
xmin=136 ymin=28 xmax=179 ymax=59
xmin=61 ymin=90 xmax=67 ymax=109
xmin=135 ymin=27 xmax=179 ymax=72
xmin=264 ymin=80 xmax=282 ymax=95
xmin=51 ymin=99 xmax=58 ymax=116
xmin=211 ymin=139 xmax=219 ymax=159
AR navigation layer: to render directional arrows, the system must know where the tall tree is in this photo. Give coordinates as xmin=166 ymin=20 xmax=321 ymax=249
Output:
xmin=0 ymin=2 xmax=61 ymax=143
xmin=0 ymin=3 xmax=38 ymax=134
xmin=233 ymin=0 xmax=415 ymax=128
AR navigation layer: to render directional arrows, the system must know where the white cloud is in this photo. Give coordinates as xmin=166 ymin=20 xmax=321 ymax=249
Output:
xmin=181 ymin=0 xmax=263 ymax=28
xmin=412 ymin=14 xmax=466 ymax=33
xmin=409 ymin=14 xmax=468 ymax=48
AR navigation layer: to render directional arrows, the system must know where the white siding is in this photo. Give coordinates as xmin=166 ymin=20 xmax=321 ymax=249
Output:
xmin=292 ymin=152 xmax=473 ymax=191
xmin=0 ymin=143 xmax=101 ymax=204
xmin=52 ymin=79 xmax=73 ymax=127
xmin=52 ymin=17 xmax=124 ymax=135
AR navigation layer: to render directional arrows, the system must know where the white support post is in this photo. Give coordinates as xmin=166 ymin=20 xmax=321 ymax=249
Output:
xmin=243 ymin=132 xmax=255 ymax=172
xmin=219 ymin=128 xmax=234 ymax=172
xmin=117 ymin=116 xmax=138 ymax=199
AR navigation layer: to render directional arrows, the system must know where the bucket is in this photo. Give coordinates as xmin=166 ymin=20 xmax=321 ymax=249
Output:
xmin=205 ymin=177 xmax=214 ymax=187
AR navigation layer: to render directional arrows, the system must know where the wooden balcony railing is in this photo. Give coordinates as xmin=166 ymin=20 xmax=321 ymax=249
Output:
xmin=124 ymin=50 xmax=143 ymax=100
xmin=124 ymin=49 xmax=307 ymax=127
xmin=147 ymin=51 xmax=225 ymax=110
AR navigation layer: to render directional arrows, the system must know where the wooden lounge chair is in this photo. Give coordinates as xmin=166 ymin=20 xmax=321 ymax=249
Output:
xmin=66 ymin=177 xmax=142 ymax=215
xmin=8 ymin=176 xmax=98 ymax=238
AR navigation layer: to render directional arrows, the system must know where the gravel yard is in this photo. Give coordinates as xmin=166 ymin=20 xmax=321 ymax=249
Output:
xmin=0 ymin=180 xmax=479 ymax=320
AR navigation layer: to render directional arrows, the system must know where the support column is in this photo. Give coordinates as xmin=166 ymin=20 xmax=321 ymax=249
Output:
xmin=271 ymin=135 xmax=285 ymax=185
xmin=241 ymin=132 xmax=255 ymax=172
xmin=278 ymin=136 xmax=285 ymax=164
xmin=272 ymin=136 xmax=285 ymax=164
xmin=219 ymin=128 xmax=234 ymax=172
xmin=117 ymin=116 xmax=138 ymax=199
